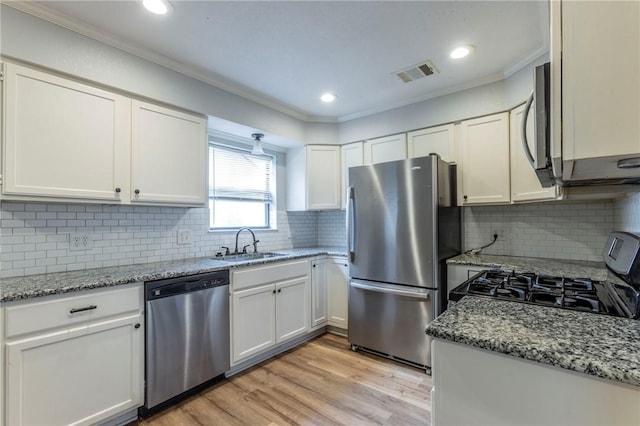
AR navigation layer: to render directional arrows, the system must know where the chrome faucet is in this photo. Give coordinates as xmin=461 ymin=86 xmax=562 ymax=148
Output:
xmin=234 ymin=228 xmax=259 ymax=254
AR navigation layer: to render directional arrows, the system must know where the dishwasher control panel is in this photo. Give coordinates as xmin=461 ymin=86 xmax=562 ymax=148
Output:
xmin=145 ymin=270 xmax=230 ymax=300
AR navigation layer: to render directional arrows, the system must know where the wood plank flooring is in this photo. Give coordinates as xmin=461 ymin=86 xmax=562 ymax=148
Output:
xmin=135 ymin=333 xmax=432 ymax=426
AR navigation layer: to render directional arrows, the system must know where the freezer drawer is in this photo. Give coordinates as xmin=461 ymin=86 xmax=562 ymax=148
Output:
xmin=348 ymin=279 xmax=435 ymax=368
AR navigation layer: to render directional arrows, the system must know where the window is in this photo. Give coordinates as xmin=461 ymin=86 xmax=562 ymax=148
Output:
xmin=209 ymin=143 xmax=275 ymax=229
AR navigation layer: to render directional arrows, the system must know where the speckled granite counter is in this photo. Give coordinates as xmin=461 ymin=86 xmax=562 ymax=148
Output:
xmin=0 ymin=247 xmax=347 ymax=303
xmin=427 ymin=296 xmax=640 ymax=387
xmin=447 ymin=253 xmax=611 ymax=281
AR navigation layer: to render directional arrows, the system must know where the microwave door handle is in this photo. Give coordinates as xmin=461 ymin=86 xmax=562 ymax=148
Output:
xmin=521 ymin=91 xmax=536 ymax=168
xmin=347 ymin=186 xmax=355 ymax=262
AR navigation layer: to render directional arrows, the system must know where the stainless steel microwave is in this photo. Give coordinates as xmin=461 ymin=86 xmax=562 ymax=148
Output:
xmin=522 ymin=62 xmax=640 ymax=190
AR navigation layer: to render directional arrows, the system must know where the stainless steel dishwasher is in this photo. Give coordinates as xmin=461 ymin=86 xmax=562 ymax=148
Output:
xmin=143 ymin=270 xmax=230 ymax=413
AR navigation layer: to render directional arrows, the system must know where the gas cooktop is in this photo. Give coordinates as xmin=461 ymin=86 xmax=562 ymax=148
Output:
xmin=450 ymin=270 xmax=639 ymax=319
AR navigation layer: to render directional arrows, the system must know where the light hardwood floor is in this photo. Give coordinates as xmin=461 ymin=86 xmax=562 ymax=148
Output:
xmin=136 ymin=333 xmax=432 ymax=426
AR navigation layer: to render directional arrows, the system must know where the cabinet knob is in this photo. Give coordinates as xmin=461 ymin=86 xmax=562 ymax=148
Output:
xmin=313 ymin=264 xmax=316 ymax=268
xmin=278 ymin=289 xmax=282 ymax=293
xmin=134 ymin=323 xmax=141 ymax=329
xmin=115 ymin=187 xmax=121 ymax=193
xmin=344 ymin=264 xmax=348 ymax=267
xmin=463 ymin=195 xmax=468 ymax=201
xmin=135 ymin=189 xmax=140 ymax=195
xmin=272 ymin=289 xmax=276 ymax=294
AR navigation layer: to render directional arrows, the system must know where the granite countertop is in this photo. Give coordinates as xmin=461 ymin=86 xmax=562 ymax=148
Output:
xmin=447 ymin=253 xmax=623 ymax=284
xmin=0 ymin=247 xmax=347 ymax=303
xmin=426 ymin=296 xmax=640 ymax=387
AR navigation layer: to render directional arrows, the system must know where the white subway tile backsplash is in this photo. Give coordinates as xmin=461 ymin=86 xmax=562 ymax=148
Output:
xmin=614 ymin=192 xmax=640 ymax=233
xmin=0 ymin=202 xmax=320 ymax=277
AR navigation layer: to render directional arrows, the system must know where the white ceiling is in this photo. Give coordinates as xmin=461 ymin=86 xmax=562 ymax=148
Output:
xmin=26 ymin=0 xmax=548 ymax=122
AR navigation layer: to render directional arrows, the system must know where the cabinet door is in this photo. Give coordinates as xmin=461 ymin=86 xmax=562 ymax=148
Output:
xmin=408 ymin=124 xmax=455 ymax=162
xmin=275 ymin=276 xmax=310 ymax=342
xmin=327 ymin=257 xmax=349 ymax=328
xmin=131 ymin=100 xmax=207 ymax=205
xmin=232 ymin=284 xmax=276 ymax=363
xmin=460 ymin=113 xmax=510 ymax=205
xmin=364 ymin=134 xmax=407 ymax=165
xmin=341 ymin=142 xmax=364 ymax=208
xmin=3 ymin=62 xmax=130 ymax=201
xmin=561 ymin=1 xmax=640 ymax=166
xmin=447 ymin=264 xmax=484 ymax=297
xmin=306 ymin=145 xmax=341 ymax=209
xmin=510 ymin=105 xmax=558 ymax=202
xmin=6 ymin=314 xmax=143 ymax=426
xmin=311 ymin=258 xmax=328 ymax=328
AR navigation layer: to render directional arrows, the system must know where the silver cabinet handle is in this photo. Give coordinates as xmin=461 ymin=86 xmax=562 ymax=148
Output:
xmin=70 ymin=305 xmax=97 ymax=314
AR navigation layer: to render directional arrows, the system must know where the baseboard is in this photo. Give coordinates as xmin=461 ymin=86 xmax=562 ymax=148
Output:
xmin=226 ymin=327 xmax=327 ymax=377
xmin=327 ymin=325 xmax=347 ymax=337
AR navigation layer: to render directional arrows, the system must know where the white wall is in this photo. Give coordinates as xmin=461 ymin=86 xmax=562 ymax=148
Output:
xmin=338 ymin=53 xmax=549 ymax=144
xmin=0 ymin=4 xmax=314 ymax=144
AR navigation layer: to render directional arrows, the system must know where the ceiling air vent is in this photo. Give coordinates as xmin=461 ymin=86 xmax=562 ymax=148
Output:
xmin=394 ymin=61 xmax=438 ymax=83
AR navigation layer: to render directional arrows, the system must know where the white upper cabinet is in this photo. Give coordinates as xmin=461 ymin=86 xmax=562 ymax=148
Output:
xmin=407 ymin=124 xmax=455 ymax=162
xmin=1 ymin=62 xmax=207 ymax=206
xmin=341 ymin=142 xmax=364 ymax=208
xmin=510 ymin=105 xmax=558 ymax=202
xmin=459 ymin=112 xmax=510 ymax=205
xmin=2 ymin=62 xmax=130 ymax=201
xmin=131 ymin=100 xmax=207 ymax=205
xmin=363 ymin=133 xmax=407 ymax=165
xmin=553 ymin=0 xmax=640 ymax=180
xmin=287 ymin=145 xmax=341 ymax=211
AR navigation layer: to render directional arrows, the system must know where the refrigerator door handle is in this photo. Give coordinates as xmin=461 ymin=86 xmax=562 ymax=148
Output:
xmin=350 ymin=280 xmax=431 ymax=300
xmin=347 ymin=186 xmax=355 ymax=262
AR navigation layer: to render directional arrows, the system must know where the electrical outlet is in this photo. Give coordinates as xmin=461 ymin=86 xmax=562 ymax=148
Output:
xmin=177 ymin=229 xmax=192 ymax=245
xmin=69 ymin=232 xmax=93 ymax=251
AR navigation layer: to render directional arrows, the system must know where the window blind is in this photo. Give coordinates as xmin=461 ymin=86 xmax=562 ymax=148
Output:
xmin=209 ymin=144 xmax=273 ymax=202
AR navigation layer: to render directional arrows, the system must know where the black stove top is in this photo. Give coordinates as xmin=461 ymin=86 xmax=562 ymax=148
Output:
xmin=450 ymin=270 xmax=637 ymax=318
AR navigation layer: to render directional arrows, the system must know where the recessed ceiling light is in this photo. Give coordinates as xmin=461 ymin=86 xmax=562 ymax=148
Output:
xmin=321 ymin=93 xmax=337 ymax=103
xmin=450 ymin=45 xmax=475 ymax=59
xmin=142 ymin=0 xmax=172 ymax=15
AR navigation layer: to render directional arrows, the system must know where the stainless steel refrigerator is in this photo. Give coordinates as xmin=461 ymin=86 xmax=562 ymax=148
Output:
xmin=347 ymin=154 xmax=461 ymax=370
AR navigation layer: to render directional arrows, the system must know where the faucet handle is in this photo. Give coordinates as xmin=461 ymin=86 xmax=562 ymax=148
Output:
xmin=242 ymin=244 xmax=251 ymax=254
xmin=221 ymin=246 xmax=231 ymax=256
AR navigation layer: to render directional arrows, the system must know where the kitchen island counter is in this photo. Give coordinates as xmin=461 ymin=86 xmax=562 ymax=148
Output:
xmin=426 ymin=296 xmax=640 ymax=387
xmin=0 ymin=246 xmax=347 ymax=303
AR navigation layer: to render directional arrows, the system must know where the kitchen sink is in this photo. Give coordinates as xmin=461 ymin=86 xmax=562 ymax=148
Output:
xmin=212 ymin=252 xmax=286 ymax=262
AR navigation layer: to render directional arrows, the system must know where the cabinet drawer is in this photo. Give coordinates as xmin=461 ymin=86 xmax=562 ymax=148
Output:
xmin=4 ymin=284 xmax=143 ymax=338
xmin=232 ymin=260 xmax=309 ymax=291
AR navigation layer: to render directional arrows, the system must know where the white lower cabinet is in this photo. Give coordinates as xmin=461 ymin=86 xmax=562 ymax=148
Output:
xmin=3 ymin=284 xmax=144 ymax=426
xmin=231 ymin=260 xmax=310 ymax=365
xmin=275 ymin=277 xmax=310 ymax=341
xmin=327 ymin=256 xmax=349 ymax=329
xmin=432 ymin=339 xmax=640 ymax=426
xmin=311 ymin=257 xmax=328 ymax=328
xmin=231 ymin=284 xmax=277 ymax=361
